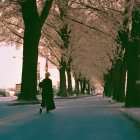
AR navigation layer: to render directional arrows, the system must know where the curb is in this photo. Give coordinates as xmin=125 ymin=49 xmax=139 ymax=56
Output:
xmin=118 ymin=108 xmax=140 ymax=129
xmin=54 ymin=95 xmax=91 ymax=99
xmin=106 ymin=97 xmax=140 ymax=128
xmin=8 ymin=100 xmax=41 ymax=106
xmin=7 ymin=95 xmax=91 ymax=106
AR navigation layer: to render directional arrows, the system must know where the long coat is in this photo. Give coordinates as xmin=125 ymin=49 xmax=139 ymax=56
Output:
xmin=39 ymin=78 xmax=55 ymax=111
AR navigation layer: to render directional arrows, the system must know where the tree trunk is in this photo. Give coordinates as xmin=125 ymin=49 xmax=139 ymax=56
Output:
xmin=75 ymin=77 xmax=80 ymax=96
xmin=125 ymin=7 xmax=140 ymax=107
xmin=80 ymin=79 xmax=84 ymax=94
xmin=18 ymin=0 xmax=53 ymax=101
xmin=87 ymin=81 xmax=90 ymax=95
xmin=18 ymin=1 xmax=41 ymax=101
xmin=80 ymin=78 xmax=86 ymax=94
xmin=19 ymin=29 xmax=40 ymax=101
xmin=112 ymin=66 xmax=119 ymax=101
xmin=112 ymin=59 xmax=126 ymax=102
xmin=104 ymin=71 xmax=113 ymax=97
xmin=66 ymin=69 xmax=73 ymax=96
xmin=59 ymin=57 xmax=67 ymax=97
xmin=83 ymin=78 xmax=86 ymax=94
xmin=125 ymin=45 xmax=138 ymax=107
xmin=117 ymin=57 xmax=126 ymax=102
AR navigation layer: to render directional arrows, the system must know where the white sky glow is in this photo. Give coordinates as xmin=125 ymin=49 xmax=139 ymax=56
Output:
xmin=0 ymin=46 xmax=74 ymax=89
xmin=0 ymin=46 xmax=22 ymax=89
xmin=0 ymin=46 xmax=60 ymax=89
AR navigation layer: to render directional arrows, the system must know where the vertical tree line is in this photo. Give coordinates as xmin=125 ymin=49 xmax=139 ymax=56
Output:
xmin=104 ymin=0 xmax=140 ymax=107
xmin=125 ymin=1 xmax=140 ymax=107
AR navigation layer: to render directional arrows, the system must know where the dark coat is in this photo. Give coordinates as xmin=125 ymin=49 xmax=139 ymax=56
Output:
xmin=39 ymin=78 xmax=55 ymax=111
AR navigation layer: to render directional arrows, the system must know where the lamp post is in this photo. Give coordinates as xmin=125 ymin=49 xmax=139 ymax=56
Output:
xmin=46 ymin=58 xmax=48 ymax=72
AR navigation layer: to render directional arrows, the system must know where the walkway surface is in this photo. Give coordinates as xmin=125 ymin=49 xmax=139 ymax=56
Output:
xmin=0 ymin=96 xmax=140 ymax=140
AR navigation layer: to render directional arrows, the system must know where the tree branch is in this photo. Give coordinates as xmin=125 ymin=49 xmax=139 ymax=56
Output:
xmin=44 ymin=21 xmax=61 ymax=36
xmin=39 ymin=0 xmax=54 ymax=28
xmin=66 ymin=17 xmax=120 ymax=43
xmin=42 ymin=28 xmax=61 ymax=48
xmin=1 ymin=19 xmax=23 ymax=39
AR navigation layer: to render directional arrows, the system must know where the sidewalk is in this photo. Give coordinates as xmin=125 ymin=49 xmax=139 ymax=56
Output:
xmin=118 ymin=108 xmax=140 ymax=126
xmin=1 ymin=94 xmax=91 ymax=106
xmin=105 ymin=97 xmax=140 ymax=126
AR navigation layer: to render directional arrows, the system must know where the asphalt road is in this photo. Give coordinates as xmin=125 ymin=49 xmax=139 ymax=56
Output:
xmin=0 ymin=96 xmax=140 ymax=140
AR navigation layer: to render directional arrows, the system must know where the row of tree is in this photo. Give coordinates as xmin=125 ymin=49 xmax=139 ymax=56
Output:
xmin=0 ymin=0 xmax=140 ymax=107
xmin=104 ymin=0 xmax=140 ymax=107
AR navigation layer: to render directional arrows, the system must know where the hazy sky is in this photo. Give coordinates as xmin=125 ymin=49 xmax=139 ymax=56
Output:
xmin=0 ymin=46 xmax=77 ymax=90
xmin=0 ymin=46 xmax=60 ymax=89
xmin=0 ymin=46 xmax=23 ymax=89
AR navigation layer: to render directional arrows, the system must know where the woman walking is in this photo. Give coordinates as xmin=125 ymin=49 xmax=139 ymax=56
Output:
xmin=39 ymin=72 xmax=55 ymax=113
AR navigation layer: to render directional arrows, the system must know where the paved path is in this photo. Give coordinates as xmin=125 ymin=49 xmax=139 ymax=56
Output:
xmin=0 ymin=96 xmax=140 ymax=140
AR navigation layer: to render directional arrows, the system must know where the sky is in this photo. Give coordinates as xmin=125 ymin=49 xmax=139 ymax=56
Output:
xmin=0 ymin=46 xmax=23 ymax=89
xmin=0 ymin=46 xmax=60 ymax=89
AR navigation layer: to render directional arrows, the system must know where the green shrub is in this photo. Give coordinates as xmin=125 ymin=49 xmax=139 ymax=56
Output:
xmin=0 ymin=91 xmax=6 ymax=97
